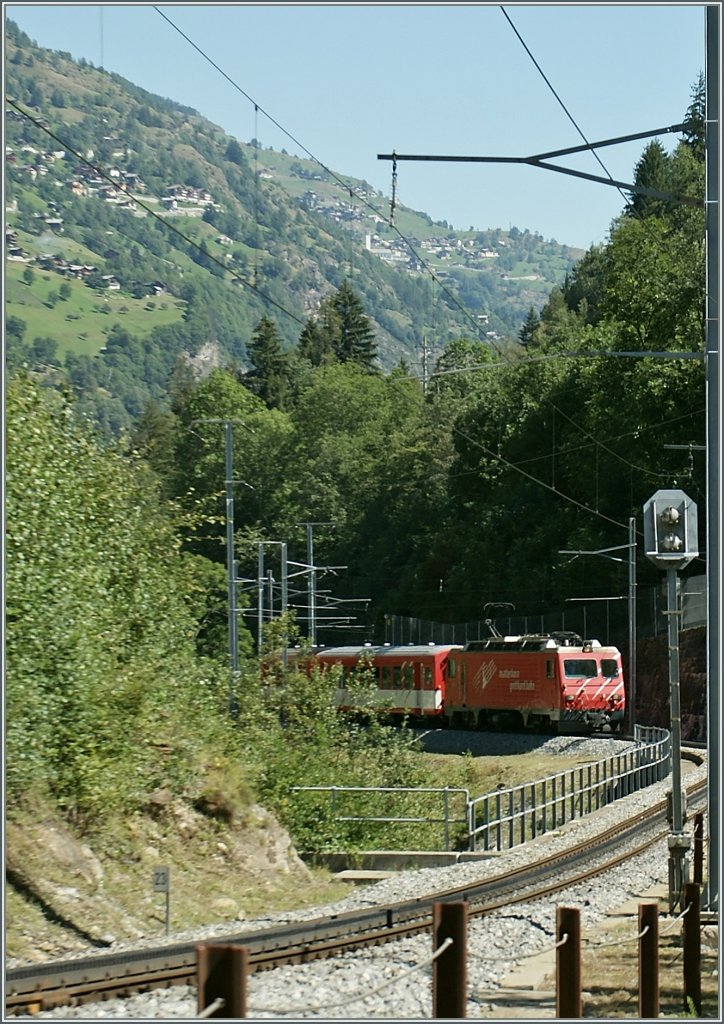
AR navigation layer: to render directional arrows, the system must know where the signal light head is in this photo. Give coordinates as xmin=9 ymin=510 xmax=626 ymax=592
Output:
xmin=643 ymin=489 xmax=698 ymax=570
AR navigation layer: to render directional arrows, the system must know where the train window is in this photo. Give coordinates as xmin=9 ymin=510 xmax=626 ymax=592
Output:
xmin=423 ymin=666 xmax=433 ymax=688
xmin=382 ymin=666 xmax=391 ymax=687
xmin=601 ymin=659 xmax=619 ymax=677
xmin=393 ymin=666 xmax=402 ymax=689
xmin=546 ymin=659 xmax=554 ymax=679
xmin=564 ymin=659 xmax=598 ymax=678
xmin=403 ymin=663 xmax=414 ymax=689
xmin=448 ymin=657 xmax=457 ymax=678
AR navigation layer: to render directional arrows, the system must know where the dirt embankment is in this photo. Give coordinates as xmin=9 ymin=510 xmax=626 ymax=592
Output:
xmin=5 ymin=796 xmax=346 ymax=964
xmin=633 ymin=626 xmax=707 ymax=741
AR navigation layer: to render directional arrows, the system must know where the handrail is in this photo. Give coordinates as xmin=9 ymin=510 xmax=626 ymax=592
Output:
xmin=467 ymin=725 xmax=671 ymax=851
xmin=289 ymin=785 xmax=470 ymax=851
xmin=289 ymin=727 xmax=671 ymax=854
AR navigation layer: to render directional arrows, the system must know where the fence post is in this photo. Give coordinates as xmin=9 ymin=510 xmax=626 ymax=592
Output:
xmin=529 ymin=783 xmax=537 ymax=839
xmin=432 ymin=901 xmax=467 ymax=1018
xmin=197 ymin=943 xmax=248 ymax=1018
xmin=556 ymin=906 xmax=581 ymax=1018
xmin=443 ymin=787 xmax=450 ymax=851
xmin=682 ymin=883 xmax=702 ymax=1016
xmin=693 ymin=812 xmax=704 ymax=885
xmin=638 ymin=902 xmax=659 ymax=1018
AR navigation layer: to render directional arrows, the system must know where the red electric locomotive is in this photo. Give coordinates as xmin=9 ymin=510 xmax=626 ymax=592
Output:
xmin=312 ymin=631 xmax=625 ymax=734
xmin=450 ymin=632 xmax=625 ymax=734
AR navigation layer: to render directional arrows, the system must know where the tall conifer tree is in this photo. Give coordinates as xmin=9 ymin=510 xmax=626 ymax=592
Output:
xmin=330 ymin=281 xmax=378 ymax=371
xmin=247 ymin=315 xmax=289 ymax=409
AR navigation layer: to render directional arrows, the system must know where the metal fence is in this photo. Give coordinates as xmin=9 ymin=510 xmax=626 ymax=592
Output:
xmin=289 ymin=785 xmax=469 ymax=851
xmin=384 ymin=576 xmax=706 ymax=649
xmin=289 ymin=726 xmax=670 ymax=853
xmin=467 ymin=725 xmax=670 ymax=852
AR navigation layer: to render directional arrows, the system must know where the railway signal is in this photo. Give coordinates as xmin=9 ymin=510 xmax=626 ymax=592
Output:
xmin=644 ymin=489 xmax=698 ymax=912
xmin=643 ymin=489 xmax=699 ymax=571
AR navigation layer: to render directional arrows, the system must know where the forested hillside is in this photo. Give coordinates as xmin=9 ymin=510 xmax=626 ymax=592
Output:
xmin=5 ymin=17 xmax=706 ymax=876
xmin=5 ymin=19 xmax=580 ymax=435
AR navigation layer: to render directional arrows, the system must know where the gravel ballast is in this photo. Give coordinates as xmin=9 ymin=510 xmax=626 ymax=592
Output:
xmin=11 ymin=735 xmax=707 ymax=1019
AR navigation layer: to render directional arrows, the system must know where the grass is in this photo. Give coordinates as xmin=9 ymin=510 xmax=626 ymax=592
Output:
xmin=5 ymin=800 xmax=352 ymax=963
xmin=6 ymin=741 xmax=718 ymax=1022
xmin=5 ymin=260 xmax=184 ymax=358
xmin=580 ymin=918 xmax=719 ymax=1018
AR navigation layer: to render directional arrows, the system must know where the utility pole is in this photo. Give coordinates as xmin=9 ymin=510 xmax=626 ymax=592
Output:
xmin=559 ymin=515 xmax=637 ymax=734
xmin=194 ymin=418 xmax=244 ymax=715
xmin=257 ymin=543 xmax=264 ymax=656
xmin=307 ymin=523 xmax=316 ymax=645
xmin=298 ymin=522 xmax=332 ymax=646
xmin=704 ymin=1 xmax=720 ymax=915
xmin=628 ymin=516 xmax=637 ymax=734
xmin=258 ymin=540 xmax=289 ymax=668
xmin=224 ymin=421 xmax=238 ymax=687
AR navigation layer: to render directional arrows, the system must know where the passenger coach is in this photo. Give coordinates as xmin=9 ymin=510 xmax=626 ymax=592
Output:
xmin=311 ymin=632 xmax=625 ymax=734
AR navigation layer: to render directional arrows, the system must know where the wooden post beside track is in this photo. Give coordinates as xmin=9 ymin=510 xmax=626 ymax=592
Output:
xmin=638 ymin=902 xmax=659 ymax=1018
xmin=432 ymin=901 xmax=468 ymax=1018
xmin=682 ymin=883 xmax=702 ymax=1016
xmin=693 ymin=812 xmax=704 ymax=885
xmin=197 ymin=943 xmax=248 ymax=1018
xmin=556 ymin=906 xmax=581 ymax=1018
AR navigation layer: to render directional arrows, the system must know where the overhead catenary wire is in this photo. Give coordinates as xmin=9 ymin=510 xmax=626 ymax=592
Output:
xmin=5 ymin=98 xmax=308 ymax=332
xmin=451 ymin=420 xmax=631 ymax=532
xmin=500 ymin=5 xmax=683 ymax=219
xmin=8 ymin=28 xmax=704 ymax=553
xmin=11 ymin=83 xmax=696 ymax=541
xmin=447 ymin=405 xmax=705 ymax=480
xmin=152 ymin=5 xmax=508 ymax=357
xmin=151 ymin=5 xmax=705 ymax=413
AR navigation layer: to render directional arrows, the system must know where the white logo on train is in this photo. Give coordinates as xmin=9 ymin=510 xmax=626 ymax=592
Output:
xmin=474 ymin=660 xmax=497 ymax=690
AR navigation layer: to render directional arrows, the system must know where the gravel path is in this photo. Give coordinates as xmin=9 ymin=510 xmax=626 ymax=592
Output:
xmin=12 ymin=736 xmax=707 ymax=1020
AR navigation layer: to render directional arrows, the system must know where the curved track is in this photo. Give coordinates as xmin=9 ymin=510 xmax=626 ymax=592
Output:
xmin=6 ymin=773 xmax=706 ymax=1015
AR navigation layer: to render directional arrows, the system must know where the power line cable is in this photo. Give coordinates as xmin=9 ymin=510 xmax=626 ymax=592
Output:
xmin=550 ymin=401 xmax=694 ymax=480
xmin=9 ymin=40 xmax=701 ymax=542
xmin=152 ymin=5 xmax=508 ymax=356
xmin=5 ymin=98 xmax=307 ymax=330
xmin=500 ymin=5 xmax=654 ymax=216
xmin=12 ymin=98 xmax=695 ymax=531
xmin=499 ymin=4 xmax=704 ymax=240
xmin=449 ymin=405 xmax=705 ymax=475
xmin=450 ymin=420 xmax=630 ymax=532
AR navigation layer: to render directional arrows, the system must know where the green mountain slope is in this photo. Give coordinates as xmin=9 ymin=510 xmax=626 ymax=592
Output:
xmin=5 ymin=20 xmax=583 ymax=428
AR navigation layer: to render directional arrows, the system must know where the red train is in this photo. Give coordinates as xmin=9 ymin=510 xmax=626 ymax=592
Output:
xmin=311 ymin=631 xmax=625 ymax=734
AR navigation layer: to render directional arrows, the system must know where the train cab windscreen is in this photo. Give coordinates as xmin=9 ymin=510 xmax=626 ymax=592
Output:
xmin=563 ymin=659 xmax=598 ymax=678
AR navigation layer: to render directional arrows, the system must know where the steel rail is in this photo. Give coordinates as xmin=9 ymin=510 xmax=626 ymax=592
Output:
xmin=6 ymin=775 xmax=705 ymax=1014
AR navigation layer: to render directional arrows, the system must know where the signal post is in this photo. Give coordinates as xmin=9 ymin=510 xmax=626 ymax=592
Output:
xmin=643 ymin=489 xmax=699 ymax=912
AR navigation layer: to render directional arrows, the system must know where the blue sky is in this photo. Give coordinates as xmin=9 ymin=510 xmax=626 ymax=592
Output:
xmin=5 ymin=3 xmax=706 ymax=250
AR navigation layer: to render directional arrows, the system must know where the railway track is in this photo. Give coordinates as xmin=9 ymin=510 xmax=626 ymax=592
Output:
xmin=6 ymin=774 xmax=706 ymax=1015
